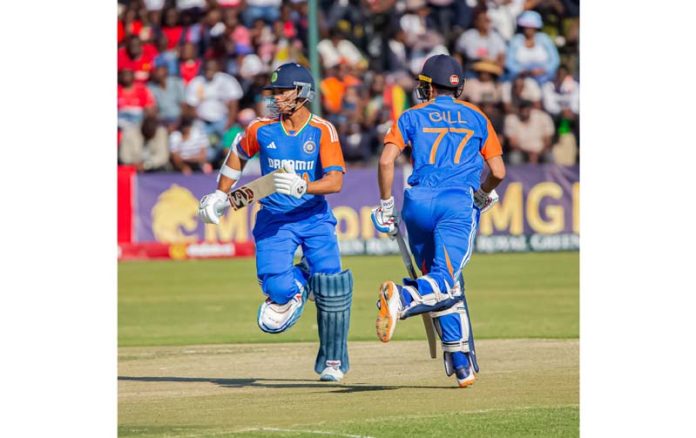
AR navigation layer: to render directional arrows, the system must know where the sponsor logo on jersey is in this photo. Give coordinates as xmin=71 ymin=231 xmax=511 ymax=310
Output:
xmin=267 ymin=141 xmax=277 ymax=149
xmin=303 ymin=140 xmax=316 ymax=154
xmin=267 ymin=158 xmax=315 ymax=171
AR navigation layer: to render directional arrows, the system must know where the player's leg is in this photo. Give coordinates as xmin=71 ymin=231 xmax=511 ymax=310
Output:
xmin=254 ymin=217 xmax=309 ymax=334
xmin=300 ymin=213 xmax=353 ymax=381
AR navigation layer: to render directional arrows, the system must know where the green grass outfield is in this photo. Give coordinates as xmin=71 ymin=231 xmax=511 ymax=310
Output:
xmin=119 ymin=253 xmax=579 ymax=437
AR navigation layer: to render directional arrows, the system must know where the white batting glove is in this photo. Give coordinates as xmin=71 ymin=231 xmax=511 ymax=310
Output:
xmin=473 ymin=188 xmax=499 ymax=213
xmin=198 ymin=189 xmax=229 ymax=225
xmin=370 ymin=197 xmax=398 ymax=236
xmin=274 ymin=167 xmax=307 ymax=199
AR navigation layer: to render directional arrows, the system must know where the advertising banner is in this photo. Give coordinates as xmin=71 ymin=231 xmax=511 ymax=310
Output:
xmin=123 ymin=164 xmax=578 ymax=259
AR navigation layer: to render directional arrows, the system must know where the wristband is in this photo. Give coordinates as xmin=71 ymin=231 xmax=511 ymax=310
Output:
xmin=220 ymin=165 xmax=242 ymax=180
xmin=380 ymin=197 xmax=395 ymax=209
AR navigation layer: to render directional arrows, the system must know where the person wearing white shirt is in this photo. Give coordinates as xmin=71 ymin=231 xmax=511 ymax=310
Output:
xmin=185 ymin=59 xmax=243 ymax=142
xmin=169 ymin=117 xmax=212 ymax=174
xmin=455 ymin=10 xmax=506 ymax=67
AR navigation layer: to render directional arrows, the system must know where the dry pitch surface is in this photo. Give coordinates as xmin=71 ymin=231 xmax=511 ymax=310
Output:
xmin=119 ymin=339 xmax=578 ymax=437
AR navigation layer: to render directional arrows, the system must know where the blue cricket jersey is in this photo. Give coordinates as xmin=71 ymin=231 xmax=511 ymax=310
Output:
xmin=236 ymin=114 xmax=345 ymax=214
xmin=384 ymin=96 xmax=502 ymax=190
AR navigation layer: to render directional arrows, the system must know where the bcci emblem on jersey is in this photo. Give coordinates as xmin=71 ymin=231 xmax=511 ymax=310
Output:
xmin=303 ymin=140 xmax=316 ymax=154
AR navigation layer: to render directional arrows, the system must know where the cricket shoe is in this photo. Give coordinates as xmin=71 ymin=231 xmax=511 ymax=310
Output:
xmin=455 ymin=362 xmax=477 ymax=388
xmin=319 ymin=365 xmax=344 ymax=382
xmin=376 ymin=281 xmax=402 ymax=342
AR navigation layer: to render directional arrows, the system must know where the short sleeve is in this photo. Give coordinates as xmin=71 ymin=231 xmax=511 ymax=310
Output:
xmin=384 ymin=113 xmax=409 ymax=150
xmin=318 ymin=121 xmax=345 ymax=174
xmin=235 ymin=121 xmax=261 ymax=159
xmin=480 ymin=115 xmax=503 ymax=160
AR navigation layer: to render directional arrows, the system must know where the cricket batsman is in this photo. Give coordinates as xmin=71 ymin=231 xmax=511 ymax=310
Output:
xmin=197 ymin=63 xmax=353 ymax=382
xmin=371 ymin=55 xmax=506 ymax=388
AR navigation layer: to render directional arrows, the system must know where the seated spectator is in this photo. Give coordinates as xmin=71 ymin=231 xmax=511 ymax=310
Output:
xmin=501 ymin=72 xmax=542 ymax=113
xmin=221 ymin=107 xmax=257 ymax=153
xmin=178 ymin=42 xmax=202 ymax=85
xmin=185 ymin=58 xmax=243 ymax=146
xmin=160 ymin=7 xmax=184 ymax=50
xmin=542 ymin=64 xmax=579 ymax=118
xmin=118 ymin=36 xmax=158 ymax=83
xmin=504 ymin=100 xmax=555 ymax=164
xmin=119 ymin=115 xmax=170 ymax=172
xmin=153 ymin=34 xmax=179 ymax=76
xmin=462 ymin=61 xmax=503 ymax=105
xmin=242 ymin=0 xmax=282 ymax=28
xmin=455 ymin=9 xmax=506 ymax=68
xmin=485 ymin=0 xmax=525 ymax=41
xmin=505 ymin=11 xmax=560 ymax=84
xmin=118 ymin=69 xmax=156 ymax=129
xmin=317 ymin=29 xmax=368 ymax=71
xmin=169 ymin=117 xmax=212 ymax=175
xmin=148 ymin=62 xmax=186 ymax=127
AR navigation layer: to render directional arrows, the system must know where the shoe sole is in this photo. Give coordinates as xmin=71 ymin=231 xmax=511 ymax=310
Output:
xmin=457 ymin=370 xmax=477 ymax=388
xmin=376 ymin=282 xmax=397 ymax=343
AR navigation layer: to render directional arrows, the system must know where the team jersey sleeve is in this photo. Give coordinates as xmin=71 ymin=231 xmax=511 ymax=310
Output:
xmin=383 ymin=113 xmax=410 ymax=150
xmin=480 ymin=115 xmax=503 ymax=160
xmin=235 ymin=121 xmax=261 ymax=159
xmin=318 ymin=121 xmax=346 ymax=174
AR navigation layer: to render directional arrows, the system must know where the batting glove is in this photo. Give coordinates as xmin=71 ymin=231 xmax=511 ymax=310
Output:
xmin=274 ymin=169 xmax=307 ymax=199
xmin=371 ymin=197 xmax=398 ymax=236
xmin=473 ymin=188 xmax=499 ymax=213
xmin=198 ymin=189 xmax=228 ymax=225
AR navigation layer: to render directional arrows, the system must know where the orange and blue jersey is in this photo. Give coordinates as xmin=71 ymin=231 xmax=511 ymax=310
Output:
xmin=384 ymin=95 xmax=502 ymax=190
xmin=236 ymin=114 xmax=346 ymax=214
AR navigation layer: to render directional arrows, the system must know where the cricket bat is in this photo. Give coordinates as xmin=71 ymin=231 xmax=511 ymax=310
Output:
xmin=226 ymin=168 xmax=286 ymax=211
xmin=394 ymin=227 xmax=438 ymax=359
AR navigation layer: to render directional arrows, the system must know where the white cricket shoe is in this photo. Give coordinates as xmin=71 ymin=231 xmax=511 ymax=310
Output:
xmin=319 ymin=366 xmax=344 ymax=382
xmin=376 ymin=281 xmax=401 ymax=343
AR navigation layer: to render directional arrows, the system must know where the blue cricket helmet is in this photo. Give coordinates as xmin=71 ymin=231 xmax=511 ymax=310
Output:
xmin=264 ymin=63 xmax=316 ymax=102
xmin=416 ymin=54 xmax=464 ymax=100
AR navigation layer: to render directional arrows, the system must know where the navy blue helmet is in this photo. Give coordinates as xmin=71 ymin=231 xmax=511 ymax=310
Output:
xmin=416 ymin=54 xmax=464 ymax=100
xmin=264 ymin=63 xmax=316 ymax=102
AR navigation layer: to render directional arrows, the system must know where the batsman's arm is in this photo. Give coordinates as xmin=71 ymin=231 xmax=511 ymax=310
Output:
xmin=378 ymin=143 xmax=402 ymax=200
xmin=217 ymin=147 xmax=247 ymax=193
xmin=307 ymin=170 xmax=343 ymax=195
xmin=480 ymin=155 xmax=506 ymax=193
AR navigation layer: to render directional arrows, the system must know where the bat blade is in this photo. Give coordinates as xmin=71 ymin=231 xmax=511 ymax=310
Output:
xmin=227 ymin=169 xmax=285 ymax=211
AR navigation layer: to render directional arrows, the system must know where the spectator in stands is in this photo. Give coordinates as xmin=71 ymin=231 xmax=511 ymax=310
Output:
xmin=237 ymin=54 xmax=269 ymax=116
xmin=153 ymin=34 xmax=179 ymax=76
xmin=242 ymin=0 xmax=282 ymax=28
xmin=160 ymin=7 xmax=184 ymax=51
xmin=542 ymin=64 xmax=579 ymax=119
xmin=505 ymin=10 xmax=560 ymax=84
xmin=148 ymin=61 xmax=186 ymax=127
xmin=169 ymin=116 xmax=213 ymax=175
xmin=504 ymin=100 xmax=555 ymax=164
xmin=485 ymin=0 xmax=525 ymax=42
xmin=119 ymin=115 xmax=170 ymax=172
xmin=118 ymin=36 xmax=157 ymax=83
xmin=178 ymin=42 xmax=201 ymax=85
xmin=317 ymin=29 xmax=368 ymax=71
xmin=221 ymin=107 xmax=257 ymax=153
xmin=501 ymin=71 xmax=543 ymax=113
xmin=462 ymin=61 xmax=503 ymax=105
xmin=184 ymin=58 xmax=244 ymax=160
xmin=455 ymin=9 xmax=506 ymax=68
xmin=118 ymin=68 xmax=156 ymax=129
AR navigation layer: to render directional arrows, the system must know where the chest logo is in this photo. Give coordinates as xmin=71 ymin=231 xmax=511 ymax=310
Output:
xmin=267 ymin=141 xmax=277 ymax=149
xmin=303 ymin=140 xmax=316 ymax=154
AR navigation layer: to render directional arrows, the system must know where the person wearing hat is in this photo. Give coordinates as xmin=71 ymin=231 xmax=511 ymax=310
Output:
xmin=462 ymin=60 xmax=503 ymax=105
xmin=505 ymin=10 xmax=560 ymax=84
xmin=197 ymin=63 xmax=354 ymax=383
xmin=371 ymin=54 xmax=506 ymax=388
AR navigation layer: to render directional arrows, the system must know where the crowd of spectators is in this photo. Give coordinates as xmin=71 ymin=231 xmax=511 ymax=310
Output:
xmin=117 ymin=0 xmax=580 ymax=172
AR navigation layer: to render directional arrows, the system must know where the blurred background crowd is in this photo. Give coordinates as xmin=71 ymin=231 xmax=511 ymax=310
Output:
xmin=117 ymin=0 xmax=579 ymax=174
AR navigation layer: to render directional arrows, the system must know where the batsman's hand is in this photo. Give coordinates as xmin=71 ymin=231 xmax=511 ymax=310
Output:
xmin=473 ymin=188 xmax=499 ymax=213
xmin=198 ymin=189 xmax=229 ymax=225
xmin=274 ymin=165 xmax=307 ymax=199
xmin=371 ymin=197 xmax=398 ymax=236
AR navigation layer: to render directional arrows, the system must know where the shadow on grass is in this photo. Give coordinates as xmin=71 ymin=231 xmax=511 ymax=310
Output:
xmin=118 ymin=376 xmax=455 ymax=393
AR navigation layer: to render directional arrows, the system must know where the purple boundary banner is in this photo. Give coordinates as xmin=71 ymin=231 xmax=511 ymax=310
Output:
xmin=133 ymin=165 xmax=578 ymax=254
